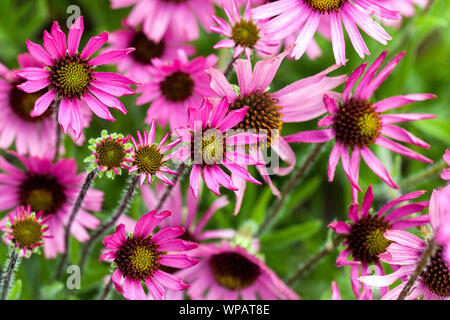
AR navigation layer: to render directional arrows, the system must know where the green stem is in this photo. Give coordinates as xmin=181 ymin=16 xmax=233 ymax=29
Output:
xmin=0 ymin=249 xmax=20 ymax=300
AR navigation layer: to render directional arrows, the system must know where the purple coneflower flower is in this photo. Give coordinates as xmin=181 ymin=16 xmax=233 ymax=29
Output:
xmin=100 ymin=210 xmax=199 ymax=300
xmin=252 ymin=0 xmax=400 ymax=64
xmin=17 ymin=16 xmax=135 ymax=139
xmin=285 ymin=51 xmax=436 ymax=195
xmin=173 ymin=97 xmax=262 ymax=202
xmin=0 ymin=152 xmax=103 ymax=258
xmin=0 ymin=205 xmax=51 ymax=257
xmin=128 ymin=120 xmax=181 ymax=187
xmin=176 ymin=240 xmax=299 ymax=300
xmin=211 ymin=0 xmax=277 ymax=59
xmin=206 ymin=49 xmax=346 ymax=201
xmin=110 ymin=0 xmax=215 ymax=42
xmin=108 ymin=22 xmax=195 ymax=83
xmin=329 ymin=185 xmax=429 ymax=299
xmin=441 ymin=149 xmax=450 ymax=181
xmin=136 ymin=50 xmax=217 ymax=129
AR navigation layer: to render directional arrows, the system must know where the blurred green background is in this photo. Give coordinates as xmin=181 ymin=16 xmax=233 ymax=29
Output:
xmin=0 ymin=0 xmax=448 ymax=300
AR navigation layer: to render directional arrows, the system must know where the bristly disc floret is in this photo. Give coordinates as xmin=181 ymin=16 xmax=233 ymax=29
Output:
xmin=421 ymin=246 xmax=450 ymax=297
xmin=114 ymin=235 xmax=161 ymax=281
xmin=49 ymin=53 xmax=95 ymax=100
xmin=334 ymin=97 xmax=382 ymax=149
xmin=347 ymin=214 xmax=392 ymax=264
xmin=86 ymin=131 xmax=133 ymax=179
xmin=304 ymin=0 xmax=347 ymax=14
xmin=231 ymin=20 xmax=260 ymax=49
xmin=209 ymin=252 xmax=261 ymax=290
xmin=230 ymin=91 xmax=283 ymax=146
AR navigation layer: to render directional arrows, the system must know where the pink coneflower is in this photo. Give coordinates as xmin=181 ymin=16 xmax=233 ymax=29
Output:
xmin=173 ymin=97 xmax=262 ymax=200
xmin=441 ymin=149 xmax=450 ymax=181
xmin=379 ymin=0 xmax=429 ymax=27
xmin=432 ymin=184 xmax=450 ymax=265
xmin=0 ymin=205 xmax=51 ymax=257
xmin=0 ymin=54 xmax=92 ymax=157
xmin=100 ymin=210 xmax=199 ymax=300
xmin=128 ymin=120 xmax=181 ymax=187
xmin=85 ymin=130 xmax=133 ymax=178
xmin=359 ymin=193 xmax=450 ymax=300
xmin=285 ymin=51 xmax=436 ymax=194
xmin=252 ymin=0 xmax=400 ymax=64
xmin=211 ymin=0 xmax=277 ymax=59
xmin=110 ymin=0 xmax=215 ymax=42
xmin=329 ymin=185 xmax=429 ymax=299
xmin=108 ymin=22 xmax=195 ymax=83
xmin=0 ymin=152 xmax=103 ymax=258
xmin=136 ymin=50 xmax=217 ymax=129
xmin=17 ymin=16 xmax=135 ymax=140
xmin=175 ymin=240 xmax=299 ymax=300
xmin=206 ymin=49 xmax=346 ymax=202
xmin=142 ymin=182 xmax=234 ymax=242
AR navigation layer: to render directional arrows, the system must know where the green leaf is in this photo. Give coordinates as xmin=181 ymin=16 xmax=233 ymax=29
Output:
xmin=6 ymin=279 xmax=22 ymax=300
xmin=41 ymin=282 xmax=65 ymax=300
xmin=260 ymin=220 xmax=322 ymax=250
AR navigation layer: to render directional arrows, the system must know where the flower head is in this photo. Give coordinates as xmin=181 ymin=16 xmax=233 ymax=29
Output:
xmin=110 ymin=0 xmax=215 ymax=42
xmin=17 ymin=17 xmax=135 ymax=139
xmin=1 ymin=205 xmax=50 ymax=257
xmin=211 ymin=0 xmax=277 ymax=59
xmin=359 ymin=189 xmax=450 ymax=300
xmin=100 ymin=210 xmax=199 ymax=300
xmin=108 ymin=22 xmax=195 ymax=83
xmin=85 ymin=130 xmax=133 ymax=178
xmin=0 ymin=152 xmax=103 ymax=258
xmin=329 ymin=185 xmax=429 ymax=299
xmin=285 ymin=51 xmax=436 ymax=196
xmin=136 ymin=50 xmax=217 ymax=129
xmin=174 ymin=97 xmax=262 ymax=201
xmin=129 ymin=120 xmax=181 ymax=187
xmin=176 ymin=241 xmax=299 ymax=300
xmin=252 ymin=0 xmax=400 ymax=64
xmin=441 ymin=149 xmax=450 ymax=181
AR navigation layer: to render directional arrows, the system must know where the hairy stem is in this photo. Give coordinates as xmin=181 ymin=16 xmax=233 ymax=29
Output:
xmin=256 ymin=143 xmax=326 ymax=236
xmin=399 ymin=159 xmax=446 ymax=190
xmin=397 ymin=237 xmax=436 ymax=300
xmin=56 ymin=169 xmax=98 ymax=280
xmin=223 ymin=56 xmax=237 ymax=79
xmin=0 ymin=249 xmax=21 ymax=300
xmin=287 ymin=234 xmax=346 ymax=285
xmin=79 ymin=174 xmax=140 ymax=272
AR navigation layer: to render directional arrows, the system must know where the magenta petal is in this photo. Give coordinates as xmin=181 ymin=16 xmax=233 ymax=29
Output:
xmin=374 ymin=93 xmax=436 ymax=113
xmin=89 ymin=48 xmax=135 ymax=66
xmin=157 ymin=239 xmax=198 ymax=251
xmin=189 ymin=165 xmax=201 ymax=198
xmin=17 ymin=79 xmax=50 ymax=93
xmin=84 ymin=93 xmax=115 ymax=121
xmin=376 ymin=136 xmax=432 ymax=164
xmin=328 ymin=143 xmax=341 ymax=182
xmin=26 ymin=40 xmax=53 ymax=66
xmin=81 ymin=31 xmax=108 ymax=59
xmin=283 ymin=129 xmax=334 ymax=143
xmin=152 ymin=226 xmax=185 ymax=243
xmin=123 ymin=277 xmax=146 ymax=300
xmin=328 ymin=221 xmax=351 ymax=234
xmin=360 ymin=185 xmax=374 ymax=219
